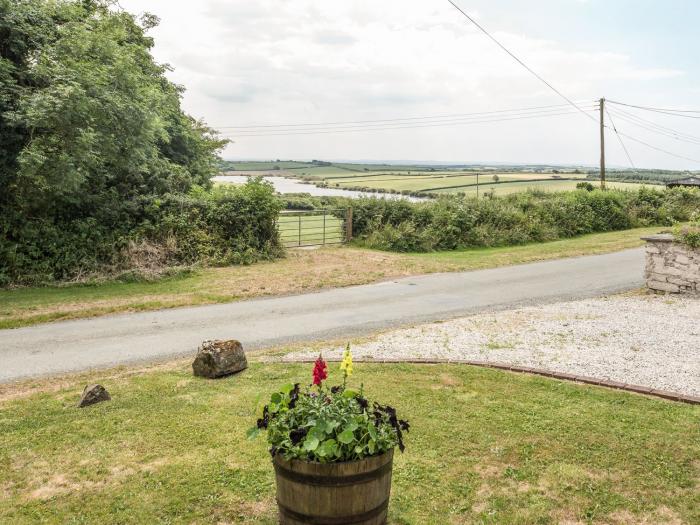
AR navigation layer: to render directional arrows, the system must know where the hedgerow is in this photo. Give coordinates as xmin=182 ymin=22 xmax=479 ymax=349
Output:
xmin=347 ymin=187 xmax=700 ymax=252
xmin=0 ymin=179 xmax=283 ymax=286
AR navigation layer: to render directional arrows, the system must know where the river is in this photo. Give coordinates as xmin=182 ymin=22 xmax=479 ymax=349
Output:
xmin=212 ymin=175 xmax=425 ymax=201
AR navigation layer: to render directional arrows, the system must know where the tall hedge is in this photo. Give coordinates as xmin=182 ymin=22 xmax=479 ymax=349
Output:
xmin=348 ymin=187 xmax=700 ymax=252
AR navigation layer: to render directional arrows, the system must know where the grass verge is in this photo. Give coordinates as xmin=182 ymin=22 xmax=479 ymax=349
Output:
xmin=0 ymin=362 xmax=697 ymax=524
xmin=0 ymin=226 xmax=662 ymax=329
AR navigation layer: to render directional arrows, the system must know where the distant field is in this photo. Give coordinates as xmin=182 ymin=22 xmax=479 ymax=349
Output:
xmin=430 ymin=179 xmax=650 ymax=195
xmin=219 ymin=161 xmax=666 ymax=197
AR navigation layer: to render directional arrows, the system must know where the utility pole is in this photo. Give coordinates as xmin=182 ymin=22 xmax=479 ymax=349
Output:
xmin=599 ymin=97 xmax=606 ymax=190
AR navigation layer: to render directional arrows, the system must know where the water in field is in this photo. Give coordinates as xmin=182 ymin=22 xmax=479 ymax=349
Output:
xmin=212 ymin=175 xmax=424 ymax=201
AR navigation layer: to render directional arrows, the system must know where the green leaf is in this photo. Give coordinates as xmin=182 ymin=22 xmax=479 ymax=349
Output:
xmin=338 ymin=429 xmax=355 ymax=445
xmin=368 ymin=423 xmax=378 ymax=441
xmin=303 ymin=437 xmax=320 ymax=452
xmin=324 ymin=420 xmax=340 ymax=433
xmin=368 ymin=439 xmax=376 ymax=454
xmin=318 ymin=439 xmax=337 ymax=458
xmin=280 ymin=383 xmax=294 ymax=395
xmin=246 ymin=427 xmax=260 ymax=440
xmin=343 ymin=389 xmax=359 ymax=398
xmin=270 ymin=392 xmax=282 ymax=404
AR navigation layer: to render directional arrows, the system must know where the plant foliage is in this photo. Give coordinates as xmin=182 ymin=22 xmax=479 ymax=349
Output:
xmin=249 ymin=351 xmax=409 ymax=463
xmin=0 ymin=0 xmax=282 ymax=285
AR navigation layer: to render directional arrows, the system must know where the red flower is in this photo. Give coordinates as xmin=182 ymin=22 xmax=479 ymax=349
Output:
xmin=312 ymin=355 xmax=328 ymax=386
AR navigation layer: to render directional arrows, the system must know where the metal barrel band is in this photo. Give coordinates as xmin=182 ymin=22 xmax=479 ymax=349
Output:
xmin=277 ymin=497 xmax=389 ymax=525
xmin=274 ymin=460 xmax=392 ymax=487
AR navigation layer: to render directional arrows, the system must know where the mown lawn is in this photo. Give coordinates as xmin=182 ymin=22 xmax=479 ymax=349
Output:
xmin=0 ymin=362 xmax=697 ymax=524
xmin=0 ymin=227 xmax=662 ymax=329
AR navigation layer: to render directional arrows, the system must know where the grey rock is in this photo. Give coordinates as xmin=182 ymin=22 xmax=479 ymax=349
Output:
xmin=192 ymin=339 xmax=248 ymax=379
xmin=647 ymin=281 xmax=680 ymax=293
xmin=77 ymin=384 xmax=111 ymax=408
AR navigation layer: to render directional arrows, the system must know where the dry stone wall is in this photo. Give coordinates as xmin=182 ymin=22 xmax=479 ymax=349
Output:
xmin=643 ymin=234 xmax=700 ymax=294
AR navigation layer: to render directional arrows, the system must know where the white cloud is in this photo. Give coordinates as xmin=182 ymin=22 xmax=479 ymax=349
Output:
xmin=120 ymin=0 xmax=696 ymax=169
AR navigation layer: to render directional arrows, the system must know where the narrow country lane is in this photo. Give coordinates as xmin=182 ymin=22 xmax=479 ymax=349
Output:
xmin=0 ymin=248 xmax=645 ymax=382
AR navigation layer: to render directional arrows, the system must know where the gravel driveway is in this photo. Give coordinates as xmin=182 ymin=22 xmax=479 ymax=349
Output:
xmin=284 ymin=294 xmax=700 ymax=397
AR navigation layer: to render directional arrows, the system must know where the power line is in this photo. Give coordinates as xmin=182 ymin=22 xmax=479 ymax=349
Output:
xmin=604 ymin=108 xmax=636 ymax=170
xmin=607 ymin=99 xmax=700 ymax=114
xmin=615 ymin=130 xmax=700 ymax=164
xmin=446 ymin=0 xmax=597 ymax=124
xmin=221 ymin=108 xmax=592 ymax=136
xmin=212 ymin=102 xmax=591 ymax=130
xmin=219 ymin=109 xmax=595 ymax=137
xmin=606 ymin=106 xmax=700 ymax=144
xmin=607 ymin=110 xmax=700 ymax=146
xmin=607 ymin=100 xmax=700 ymax=120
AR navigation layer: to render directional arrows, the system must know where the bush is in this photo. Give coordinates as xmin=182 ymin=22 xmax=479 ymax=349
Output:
xmin=674 ymin=215 xmax=700 ymax=249
xmin=349 ymin=188 xmax=700 ymax=253
xmin=0 ymin=178 xmax=283 ymax=286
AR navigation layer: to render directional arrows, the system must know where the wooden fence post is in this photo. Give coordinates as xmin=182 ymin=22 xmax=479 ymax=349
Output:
xmin=346 ymin=207 xmax=353 ymax=242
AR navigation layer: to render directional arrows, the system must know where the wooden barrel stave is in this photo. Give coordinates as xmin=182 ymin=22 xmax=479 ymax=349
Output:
xmin=274 ymin=449 xmax=394 ymax=525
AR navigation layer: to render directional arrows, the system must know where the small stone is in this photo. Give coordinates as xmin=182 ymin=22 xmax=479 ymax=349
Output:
xmin=192 ymin=339 xmax=248 ymax=379
xmin=647 ymin=281 xmax=680 ymax=293
xmin=77 ymin=384 xmax=111 ymax=408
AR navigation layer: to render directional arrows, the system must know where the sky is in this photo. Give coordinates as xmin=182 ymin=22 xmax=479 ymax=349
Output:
xmin=120 ymin=0 xmax=700 ymax=169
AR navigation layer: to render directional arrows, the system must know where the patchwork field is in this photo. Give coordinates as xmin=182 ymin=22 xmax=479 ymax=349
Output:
xmin=220 ymin=161 xmax=655 ymax=196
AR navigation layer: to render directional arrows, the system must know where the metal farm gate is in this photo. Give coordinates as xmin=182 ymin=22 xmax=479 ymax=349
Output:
xmin=277 ymin=208 xmax=352 ymax=248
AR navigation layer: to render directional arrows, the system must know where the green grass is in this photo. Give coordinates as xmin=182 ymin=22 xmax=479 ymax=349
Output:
xmin=0 ymin=362 xmax=697 ymax=524
xmin=429 ymin=179 xmax=649 ymax=195
xmin=0 ymin=227 xmax=663 ymax=329
xmin=277 ymin=166 xmax=658 ymax=196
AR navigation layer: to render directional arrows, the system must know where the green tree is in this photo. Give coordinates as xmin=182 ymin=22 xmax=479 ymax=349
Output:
xmin=0 ymin=0 xmax=228 ymax=284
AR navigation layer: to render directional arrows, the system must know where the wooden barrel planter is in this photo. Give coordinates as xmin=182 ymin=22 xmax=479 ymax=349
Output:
xmin=273 ymin=449 xmax=394 ymax=525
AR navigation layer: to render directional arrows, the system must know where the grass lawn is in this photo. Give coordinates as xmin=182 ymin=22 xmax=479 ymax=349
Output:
xmin=0 ymin=362 xmax=697 ymax=524
xmin=0 ymin=227 xmax=663 ymax=329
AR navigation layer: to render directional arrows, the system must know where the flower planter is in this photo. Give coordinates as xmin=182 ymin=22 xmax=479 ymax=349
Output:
xmin=273 ymin=449 xmax=394 ymax=525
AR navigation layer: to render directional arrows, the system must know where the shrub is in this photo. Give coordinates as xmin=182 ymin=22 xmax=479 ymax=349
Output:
xmin=0 ymin=178 xmax=283 ymax=285
xmin=674 ymin=215 xmax=700 ymax=249
xmin=349 ymin=188 xmax=700 ymax=253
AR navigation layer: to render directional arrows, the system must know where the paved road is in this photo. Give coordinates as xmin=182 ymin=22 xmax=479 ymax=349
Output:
xmin=0 ymin=249 xmax=645 ymax=383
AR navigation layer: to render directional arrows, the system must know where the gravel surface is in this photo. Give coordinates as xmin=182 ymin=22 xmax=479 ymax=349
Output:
xmin=284 ymin=294 xmax=700 ymax=396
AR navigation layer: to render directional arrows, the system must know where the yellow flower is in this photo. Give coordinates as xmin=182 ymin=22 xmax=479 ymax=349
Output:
xmin=340 ymin=344 xmax=353 ymax=377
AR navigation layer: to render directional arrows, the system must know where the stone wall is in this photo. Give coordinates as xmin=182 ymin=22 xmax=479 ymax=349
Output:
xmin=643 ymin=234 xmax=700 ymax=294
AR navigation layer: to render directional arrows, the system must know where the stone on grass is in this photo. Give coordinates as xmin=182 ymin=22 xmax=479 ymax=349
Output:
xmin=192 ymin=339 xmax=248 ymax=379
xmin=77 ymin=384 xmax=111 ymax=408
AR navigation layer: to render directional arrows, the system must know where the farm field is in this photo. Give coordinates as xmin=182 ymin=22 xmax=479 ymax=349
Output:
xmin=0 ymin=361 xmax=697 ymax=524
xmin=219 ymin=161 xmax=654 ymax=196
xmin=430 ymin=179 xmax=650 ymax=195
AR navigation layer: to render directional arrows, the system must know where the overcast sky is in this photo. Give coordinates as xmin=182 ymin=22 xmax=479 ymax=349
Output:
xmin=120 ymin=0 xmax=700 ymax=169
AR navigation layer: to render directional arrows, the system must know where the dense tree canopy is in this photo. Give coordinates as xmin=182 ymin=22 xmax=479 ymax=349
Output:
xmin=0 ymin=0 xmax=242 ymax=285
